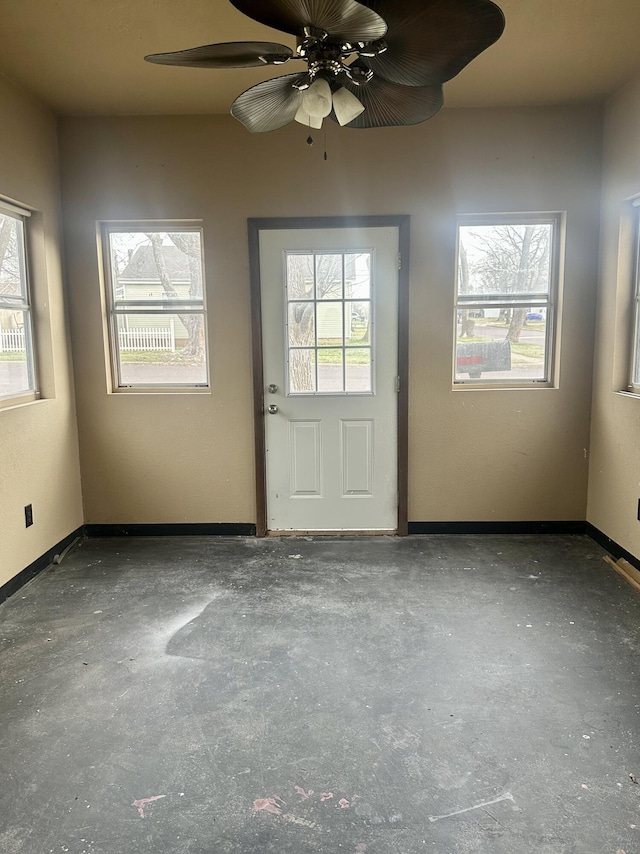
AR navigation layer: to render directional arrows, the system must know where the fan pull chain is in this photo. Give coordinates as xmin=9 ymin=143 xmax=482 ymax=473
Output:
xmin=302 ymin=121 xmax=328 ymax=162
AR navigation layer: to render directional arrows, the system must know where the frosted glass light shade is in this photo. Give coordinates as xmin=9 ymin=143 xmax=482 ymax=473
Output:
xmin=332 ymin=87 xmax=365 ymax=126
xmin=294 ymin=105 xmax=323 ymax=129
xmin=302 ymin=78 xmax=333 ymax=118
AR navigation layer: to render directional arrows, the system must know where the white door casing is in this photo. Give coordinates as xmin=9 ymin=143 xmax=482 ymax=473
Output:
xmin=259 ymin=226 xmax=399 ymax=532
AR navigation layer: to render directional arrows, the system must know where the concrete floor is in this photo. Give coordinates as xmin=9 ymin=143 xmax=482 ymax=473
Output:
xmin=1 ymin=534 xmax=640 ymax=853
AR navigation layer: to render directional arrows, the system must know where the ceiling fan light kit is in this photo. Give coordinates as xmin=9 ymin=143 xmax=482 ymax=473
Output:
xmin=332 ymin=86 xmax=366 ymax=126
xmin=145 ymin=0 xmax=505 ymax=133
xmin=301 ymin=77 xmax=333 ymax=119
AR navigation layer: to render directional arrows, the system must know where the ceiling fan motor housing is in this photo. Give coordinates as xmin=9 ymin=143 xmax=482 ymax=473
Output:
xmin=295 ymin=27 xmax=384 ymax=89
xmin=145 ymin=0 xmax=506 ymax=132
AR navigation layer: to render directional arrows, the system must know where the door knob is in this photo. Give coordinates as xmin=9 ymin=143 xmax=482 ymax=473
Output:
xmin=267 ymin=404 xmax=279 ymax=414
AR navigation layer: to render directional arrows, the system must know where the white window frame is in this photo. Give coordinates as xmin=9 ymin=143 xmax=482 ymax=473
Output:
xmin=453 ymin=213 xmax=562 ymax=388
xmin=100 ymin=222 xmax=209 ymax=392
xmin=0 ymin=200 xmax=38 ymax=407
xmin=628 ymin=200 xmax=640 ymax=394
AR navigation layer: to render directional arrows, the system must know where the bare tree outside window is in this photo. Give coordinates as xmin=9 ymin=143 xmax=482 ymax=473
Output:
xmin=455 ymin=217 xmax=558 ymax=384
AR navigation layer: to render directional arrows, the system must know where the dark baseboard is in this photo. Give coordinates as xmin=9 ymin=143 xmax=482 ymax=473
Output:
xmin=6 ymin=521 xmax=636 ymax=607
xmin=0 ymin=527 xmax=84 ymax=606
xmin=586 ymin=523 xmax=640 ymax=572
xmin=2 ymin=523 xmax=255 ymax=605
xmin=84 ymin=522 xmax=257 ymax=537
xmin=408 ymin=520 xmax=587 ymax=535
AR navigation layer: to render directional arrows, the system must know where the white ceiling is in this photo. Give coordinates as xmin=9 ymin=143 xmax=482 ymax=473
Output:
xmin=0 ymin=0 xmax=639 ymax=117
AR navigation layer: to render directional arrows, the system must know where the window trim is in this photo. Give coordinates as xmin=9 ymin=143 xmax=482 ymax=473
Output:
xmin=453 ymin=212 xmax=562 ymax=389
xmin=100 ymin=222 xmax=210 ymax=392
xmin=0 ymin=200 xmax=38 ymax=408
xmin=628 ymin=200 xmax=640 ymax=394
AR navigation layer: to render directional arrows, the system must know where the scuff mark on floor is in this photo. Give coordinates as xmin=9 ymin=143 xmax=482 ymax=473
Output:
xmin=252 ymin=797 xmax=284 ymax=816
xmin=282 ymin=813 xmax=317 ymax=828
xmin=428 ymin=792 xmax=515 ymax=822
xmin=132 ymin=794 xmax=166 ymax=818
xmin=295 ymin=786 xmax=314 ymax=800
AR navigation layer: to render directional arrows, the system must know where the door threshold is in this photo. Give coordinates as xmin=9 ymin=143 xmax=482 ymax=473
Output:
xmin=267 ymin=529 xmax=397 ymax=537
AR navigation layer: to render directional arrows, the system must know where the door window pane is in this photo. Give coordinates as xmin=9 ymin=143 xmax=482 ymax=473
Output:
xmin=346 ymin=302 xmax=370 ymax=344
xmin=346 ymin=347 xmax=372 ymax=392
xmin=317 ymin=302 xmax=343 ymax=346
xmin=288 ymin=302 xmax=314 ymax=347
xmin=287 ymin=254 xmax=314 ymax=299
xmin=345 ymin=253 xmax=371 ymax=299
xmin=316 ymin=254 xmax=343 ymax=299
xmin=285 ymin=249 xmax=373 ymax=395
xmin=289 ymin=349 xmax=316 ymax=393
xmin=317 ymin=348 xmax=343 ymax=392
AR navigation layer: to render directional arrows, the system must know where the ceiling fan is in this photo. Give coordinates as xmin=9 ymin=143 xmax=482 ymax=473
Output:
xmin=145 ymin=0 xmax=505 ymax=133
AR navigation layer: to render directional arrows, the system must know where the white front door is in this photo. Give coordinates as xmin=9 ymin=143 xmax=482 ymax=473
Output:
xmin=259 ymin=226 xmax=399 ymax=532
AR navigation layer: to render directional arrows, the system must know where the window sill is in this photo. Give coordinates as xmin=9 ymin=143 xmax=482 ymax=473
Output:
xmin=109 ymin=386 xmax=211 ymax=396
xmin=0 ymin=392 xmax=42 ymax=411
xmin=452 ymin=382 xmax=556 ymax=391
xmin=615 ymin=390 xmax=640 ymax=400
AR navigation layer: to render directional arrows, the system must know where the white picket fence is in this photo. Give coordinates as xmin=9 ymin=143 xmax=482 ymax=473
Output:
xmin=118 ymin=324 xmax=175 ymax=352
xmin=0 ymin=328 xmax=25 ymax=352
xmin=1 ymin=326 xmax=177 ymax=353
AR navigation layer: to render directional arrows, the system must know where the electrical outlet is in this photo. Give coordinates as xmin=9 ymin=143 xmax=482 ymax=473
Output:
xmin=24 ymin=504 xmax=33 ymax=528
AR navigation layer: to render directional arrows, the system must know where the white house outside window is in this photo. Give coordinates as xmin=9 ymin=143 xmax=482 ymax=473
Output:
xmin=0 ymin=201 xmax=37 ymax=405
xmin=454 ymin=214 xmax=561 ymax=387
xmin=102 ymin=225 xmax=209 ymax=390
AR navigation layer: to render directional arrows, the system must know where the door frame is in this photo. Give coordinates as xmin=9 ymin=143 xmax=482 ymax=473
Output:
xmin=248 ymin=215 xmax=410 ymax=537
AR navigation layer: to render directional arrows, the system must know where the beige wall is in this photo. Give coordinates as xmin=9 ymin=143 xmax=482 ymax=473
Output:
xmin=588 ymin=73 xmax=640 ymax=556
xmin=59 ymin=105 xmax=601 ymax=526
xmin=0 ymin=75 xmax=83 ymax=586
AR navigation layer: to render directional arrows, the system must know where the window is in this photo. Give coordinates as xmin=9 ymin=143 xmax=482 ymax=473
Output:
xmin=286 ymin=250 xmax=373 ymax=394
xmin=102 ymin=225 xmax=209 ymax=389
xmin=454 ymin=214 xmax=561 ymax=386
xmin=0 ymin=202 xmax=37 ymax=405
xmin=629 ymin=203 xmax=640 ymax=393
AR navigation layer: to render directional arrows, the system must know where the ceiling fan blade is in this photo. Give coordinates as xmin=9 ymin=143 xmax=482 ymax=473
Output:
xmin=332 ymin=75 xmax=443 ymax=128
xmin=357 ymin=0 xmax=505 ymax=86
xmin=144 ymin=41 xmax=294 ymax=69
xmin=229 ymin=0 xmax=386 ymax=42
xmin=231 ymin=73 xmax=308 ymax=132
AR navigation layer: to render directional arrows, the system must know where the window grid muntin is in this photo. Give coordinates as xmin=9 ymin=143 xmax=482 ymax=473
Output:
xmin=0 ymin=207 xmax=37 ymax=401
xmin=102 ymin=224 xmax=209 ymax=389
xmin=454 ymin=215 xmax=560 ymax=386
xmin=285 ymin=249 xmax=373 ymax=396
